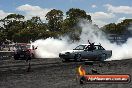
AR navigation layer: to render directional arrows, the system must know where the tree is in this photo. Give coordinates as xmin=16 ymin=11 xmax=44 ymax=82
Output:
xmin=102 ymin=19 xmax=132 ymax=34
xmin=0 ymin=9 xmax=105 ymax=43
xmin=5 ymin=14 xmax=24 ymax=21
xmin=0 ymin=31 xmax=7 ymax=45
xmin=45 ymin=9 xmax=63 ymax=33
xmin=102 ymin=23 xmax=117 ymax=33
xmin=30 ymin=16 xmax=42 ymax=24
xmin=62 ymin=8 xmax=92 ymax=42
xmin=66 ymin=8 xmax=91 ymax=27
xmin=0 ymin=14 xmax=25 ymax=41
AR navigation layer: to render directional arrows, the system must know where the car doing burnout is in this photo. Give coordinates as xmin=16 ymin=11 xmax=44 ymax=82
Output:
xmin=59 ymin=44 xmax=112 ymax=62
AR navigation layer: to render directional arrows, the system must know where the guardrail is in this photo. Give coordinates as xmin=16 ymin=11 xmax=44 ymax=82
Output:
xmin=0 ymin=51 xmax=14 ymax=60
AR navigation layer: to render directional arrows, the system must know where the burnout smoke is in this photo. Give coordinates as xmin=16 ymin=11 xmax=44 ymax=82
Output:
xmin=32 ymin=20 xmax=132 ymax=61
xmin=32 ymin=38 xmax=75 ymax=58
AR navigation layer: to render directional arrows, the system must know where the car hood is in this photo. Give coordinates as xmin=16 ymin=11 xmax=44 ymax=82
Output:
xmin=60 ymin=50 xmax=83 ymax=54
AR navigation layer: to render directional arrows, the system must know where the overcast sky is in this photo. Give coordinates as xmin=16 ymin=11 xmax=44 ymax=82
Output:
xmin=0 ymin=0 xmax=132 ymax=27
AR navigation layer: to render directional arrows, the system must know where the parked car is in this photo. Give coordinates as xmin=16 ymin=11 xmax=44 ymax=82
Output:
xmin=14 ymin=43 xmax=38 ymax=60
xmin=59 ymin=44 xmax=112 ymax=62
xmin=14 ymin=44 xmax=32 ymax=60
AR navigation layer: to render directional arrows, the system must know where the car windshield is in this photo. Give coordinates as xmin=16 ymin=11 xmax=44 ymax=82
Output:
xmin=74 ymin=45 xmax=86 ymax=50
xmin=15 ymin=45 xmax=27 ymax=50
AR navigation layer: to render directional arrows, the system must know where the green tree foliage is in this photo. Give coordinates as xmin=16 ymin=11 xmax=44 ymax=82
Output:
xmin=102 ymin=19 xmax=132 ymax=34
xmin=5 ymin=14 xmax=24 ymax=21
xmin=0 ymin=8 xmax=131 ymax=44
xmin=102 ymin=23 xmax=117 ymax=34
xmin=46 ymin=9 xmax=63 ymax=32
xmin=62 ymin=8 xmax=92 ymax=42
xmin=0 ymin=14 xmax=25 ymax=42
xmin=0 ymin=31 xmax=6 ymax=45
xmin=0 ymin=9 xmax=92 ymax=43
xmin=66 ymin=8 xmax=91 ymax=26
xmin=13 ymin=16 xmax=49 ymax=43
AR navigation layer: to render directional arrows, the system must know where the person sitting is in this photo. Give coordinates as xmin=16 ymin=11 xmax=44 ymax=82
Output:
xmin=87 ymin=40 xmax=96 ymax=51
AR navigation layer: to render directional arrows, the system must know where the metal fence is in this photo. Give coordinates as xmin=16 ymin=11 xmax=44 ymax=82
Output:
xmin=0 ymin=51 xmax=14 ymax=60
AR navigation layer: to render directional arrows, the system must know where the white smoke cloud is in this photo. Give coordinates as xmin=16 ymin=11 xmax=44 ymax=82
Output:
xmin=32 ymin=20 xmax=132 ymax=61
xmin=116 ymin=17 xmax=126 ymax=24
xmin=79 ymin=20 xmax=132 ymax=60
xmin=32 ymin=38 xmax=75 ymax=58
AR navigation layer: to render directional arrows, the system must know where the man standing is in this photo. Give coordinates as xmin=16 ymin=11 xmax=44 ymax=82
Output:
xmin=27 ymin=45 xmax=38 ymax=72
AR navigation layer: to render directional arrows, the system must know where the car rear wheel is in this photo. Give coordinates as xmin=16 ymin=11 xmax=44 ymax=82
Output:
xmin=98 ymin=53 xmax=107 ymax=61
xmin=74 ymin=54 xmax=81 ymax=61
xmin=62 ymin=58 xmax=69 ymax=62
xmin=14 ymin=54 xmax=19 ymax=60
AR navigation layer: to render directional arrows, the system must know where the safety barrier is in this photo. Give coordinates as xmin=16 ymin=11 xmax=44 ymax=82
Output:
xmin=0 ymin=51 xmax=14 ymax=60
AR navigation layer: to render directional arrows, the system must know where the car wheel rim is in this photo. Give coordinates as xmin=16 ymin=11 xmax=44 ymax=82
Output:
xmin=101 ymin=54 xmax=106 ymax=61
xmin=76 ymin=54 xmax=81 ymax=61
xmin=62 ymin=58 xmax=65 ymax=61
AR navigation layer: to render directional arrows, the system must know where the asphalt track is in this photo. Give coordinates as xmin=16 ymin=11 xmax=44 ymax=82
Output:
xmin=0 ymin=58 xmax=132 ymax=88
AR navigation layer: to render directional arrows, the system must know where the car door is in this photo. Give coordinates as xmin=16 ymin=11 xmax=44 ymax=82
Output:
xmin=84 ymin=45 xmax=101 ymax=59
xmin=97 ymin=45 xmax=105 ymax=54
xmin=81 ymin=45 xmax=96 ymax=59
xmin=89 ymin=46 xmax=100 ymax=58
xmin=81 ymin=50 xmax=94 ymax=58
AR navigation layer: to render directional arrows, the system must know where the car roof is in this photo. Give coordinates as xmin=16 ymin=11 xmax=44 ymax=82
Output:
xmin=81 ymin=44 xmax=101 ymax=46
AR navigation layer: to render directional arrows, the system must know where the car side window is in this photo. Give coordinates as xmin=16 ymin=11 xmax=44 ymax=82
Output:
xmin=74 ymin=45 xmax=85 ymax=50
xmin=94 ymin=46 xmax=98 ymax=50
xmin=98 ymin=46 xmax=105 ymax=50
xmin=86 ymin=45 xmax=105 ymax=50
xmin=85 ymin=45 xmax=97 ymax=51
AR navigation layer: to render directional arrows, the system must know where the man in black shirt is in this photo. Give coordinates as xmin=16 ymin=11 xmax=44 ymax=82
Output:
xmin=87 ymin=40 xmax=96 ymax=51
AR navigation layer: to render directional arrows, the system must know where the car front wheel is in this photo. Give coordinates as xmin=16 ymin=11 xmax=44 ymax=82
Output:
xmin=14 ymin=54 xmax=19 ymax=60
xmin=74 ymin=54 xmax=81 ymax=61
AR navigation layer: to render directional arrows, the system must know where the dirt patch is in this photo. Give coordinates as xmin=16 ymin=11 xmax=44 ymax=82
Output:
xmin=0 ymin=58 xmax=132 ymax=88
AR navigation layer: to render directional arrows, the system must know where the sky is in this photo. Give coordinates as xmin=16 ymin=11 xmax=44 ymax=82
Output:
xmin=0 ymin=0 xmax=132 ymax=27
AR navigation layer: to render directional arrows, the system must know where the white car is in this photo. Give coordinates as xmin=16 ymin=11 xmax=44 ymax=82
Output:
xmin=59 ymin=44 xmax=112 ymax=62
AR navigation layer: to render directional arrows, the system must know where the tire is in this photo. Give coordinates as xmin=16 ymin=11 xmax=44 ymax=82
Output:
xmin=14 ymin=55 xmax=19 ymax=60
xmin=98 ymin=53 xmax=107 ymax=61
xmin=74 ymin=54 xmax=81 ymax=61
xmin=62 ymin=58 xmax=69 ymax=62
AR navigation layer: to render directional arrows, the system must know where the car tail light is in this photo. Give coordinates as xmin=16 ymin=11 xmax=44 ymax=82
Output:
xmin=28 ymin=49 xmax=31 ymax=51
xmin=26 ymin=49 xmax=31 ymax=53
